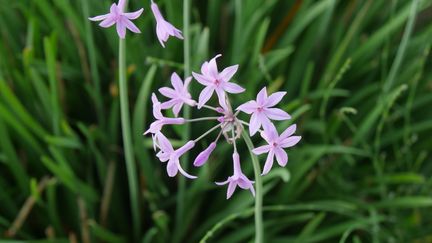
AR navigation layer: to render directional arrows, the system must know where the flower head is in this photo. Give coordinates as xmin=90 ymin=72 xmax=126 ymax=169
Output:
xmin=89 ymin=0 xmax=143 ymax=39
xmin=155 ymin=132 xmax=197 ymax=178
xmin=192 ymin=54 xmax=245 ymax=109
xmin=252 ymin=125 xmax=301 ymax=175
xmin=237 ymin=87 xmax=291 ymax=136
xmin=144 ymin=93 xmax=185 ymax=135
xmin=216 ymin=153 xmax=255 ymax=199
xmin=151 ymin=0 xmax=183 ymax=47
xmin=159 ymin=72 xmax=196 ymax=117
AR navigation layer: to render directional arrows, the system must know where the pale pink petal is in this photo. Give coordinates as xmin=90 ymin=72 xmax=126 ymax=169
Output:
xmin=265 ymin=108 xmax=291 ymax=120
xmin=198 ymin=86 xmax=214 ymax=108
xmin=256 ymin=87 xmax=268 ymax=106
xmin=116 ymin=21 xmax=127 ymax=39
xmin=226 ymin=182 xmax=237 ymax=199
xmin=177 ymin=160 xmax=197 ymax=179
xmin=156 ymin=132 xmax=173 ymax=152
xmin=266 ymin=91 xmax=286 ymax=107
xmin=192 ymin=72 xmax=213 ymax=86
xmin=215 ymin=88 xmax=227 ymax=110
xmin=156 ymin=24 xmax=168 ymax=47
xmin=280 ymin=136 xmax=301 ymax=148
xmin=123 ymin=8 xmax=144 ymax=19
xmin=159 ymin=87 xmax=176 ymax=99
xmin=223 ymin=82 xmax=245 ymax=94
xmin=252 ymin=145 xmax=270 ymax=155
xmin=201 ymin=62 xmax=210 ymax=76
xmin=194 ymin=142 xmax=217 ymax=167
xmin=236 ymin=101 xmax=257 ymax=114
xmin=249 ymin=113 xmax=261 ymax=136
xmin=279 ymin=124 xmax=297 ymax=141
xmin=150 ymin=2 xmax=163 ymax=20
xmin=171 ymin=72 xmax=183 ymax=91
xmin=207 ymin=54 xmax=222 ymax=79
xmin=167 ymin=160 xmax=179 ymax=177
xmin=89 ymin=13 xmax=110 ymax=21
xmin=262 ymin=151 xmax=275 ymax=175
xmin=160 ymin=99 xmax=177 ymax=109
xmin=215 ymin=179 xmax=230 ymax=186
xmin=110 ymin=3 xmax=119 ymax=15
xmin=261 ymin=124 xmax=278 ymax=142
xmin=99 ymin=16 xmax=116 ymax=28
xmin=117 ymin=0 xmax=126 ymax=12
xmin=172 ymin=103 xmax=183 ymax=117
xmin=274 ymin=148 xmax=288 ymax=166
xmin=237 ymin=177 xmax=253 ymax=189
xmin=219 ymin=64 xmax=238 ymax=82
xmin=123 ymin=18 xmax=141 ymax=33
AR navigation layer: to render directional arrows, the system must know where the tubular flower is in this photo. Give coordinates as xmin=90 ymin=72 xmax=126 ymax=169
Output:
xmin=155 ymin=132 xmax=197 ymax=179
xmin=192 ymin=54 xmax=245 ymax=109
xmin=145 ymin=54 xmax=300 ymax=199
xmin=89 ymin=0 xmax=143 ymax=39
xmin=151 ymin=0 xmax=183 ymax=47
xmin=252 ymin=125 xmax=301 ymax=175
xmin=216 ymin=153 xmax=255 ymax=199
xmin=159 ymin=72 xmax=196 ymax=117
xmin=237 ymin=87 xmax=291 ymax=136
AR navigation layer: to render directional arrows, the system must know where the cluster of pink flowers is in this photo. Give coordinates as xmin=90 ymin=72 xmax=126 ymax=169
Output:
xmin=89 ymin=0 xmax=182 ymax=46
xmin=145 ymin=55 xmax=301 ymax=199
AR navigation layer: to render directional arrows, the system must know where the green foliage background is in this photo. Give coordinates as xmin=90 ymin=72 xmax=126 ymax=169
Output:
xmin=0 ymin=0 xmax=431 ymax=242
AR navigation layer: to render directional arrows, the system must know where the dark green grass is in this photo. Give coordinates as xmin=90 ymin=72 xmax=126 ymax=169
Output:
xmin=0 ymin=0 xmax=432 ymax=242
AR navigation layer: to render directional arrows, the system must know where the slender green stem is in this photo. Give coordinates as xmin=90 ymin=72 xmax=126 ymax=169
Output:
xmin=185 ymin=117 xmax=219 ymax=122
xmin=242 ymin=131 xmax=263 ymax=243
xmin=175 ymin=0 xmax=191 ymax=241
xmin=119 ymin=38 xmax=140 ymax=239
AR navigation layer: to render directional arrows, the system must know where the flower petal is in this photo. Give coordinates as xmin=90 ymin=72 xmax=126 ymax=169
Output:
xmin=280 ymin=136 xmax=301 ymax=148
xmin=123 ymin=8 xmax=144 ymax=19
xmin=237 ymin=101 xmax=257 ymax=114
xmin=223 ymin=82 xmax=245 ymax=94
xmin=155 ymin=132 xmax=173 ymax=152
xmin=262 ymin=150 xmax=275 ymax=175
xmin=265 ymin=91 xmax=286 ymax=107
xmin=192 ymin=72 xmax=213 ymax=86
xmin=172 ymin=103 xmax=183 ymax=117
xmin=274 ymin=148 xmax=288 ymax=166
xmin=256 ymin=87 xmax=268 ymax=106
xmin=226 ymin=181 xmax=237 ymax=199
xmin=219 ymin=64 xmax=238 ymax=82
xmin=252 ymin=145 xmax=270 ymax=155
xmin=265 ymin=108 xmax=291 ymax=120
xmin=123 ymin=18 xmax=141 ymax=33
xmin=279 ymin=124 xmax=297 ymax=141
xmin=215 ymin=178 xmax=230 ymax=186
xmin=207 ymin=54 xmax=222 ymax=79
xmin=99 ymin=16 xmax=116 ymax=28
xmin=198 ymin=86 xmax=214 ymax=108
xmin=177 ymin=160 xmax=197 ymax=179
xmin=215 ymin=88 xmax=228 ymax=110
xmin=249 ymin=112 xmax=261 ymax=136
xmin=89 ymin=13 xmax=110 ymax=21
xmin=167 ymin=159 xmax=179 ymax=177
xmin=116 ymin=21 xmax=127 ymax=39
xmin=117 ymin=0 xmax=126 ymax=12
xmin=171 ymin=72 xmax=184 ymax=91
xmin=156 ymin=23 xmax=168 ymax=47
xmin=159 ymin=87 xmax=176 ymax=99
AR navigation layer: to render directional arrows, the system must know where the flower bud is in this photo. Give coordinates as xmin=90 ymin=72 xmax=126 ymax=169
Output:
xmin=193 ymin=142 xmax=217 ymax=167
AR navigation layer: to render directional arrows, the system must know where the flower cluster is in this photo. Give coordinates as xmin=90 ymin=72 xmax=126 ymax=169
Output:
xmin=89 ymin=0 xmax=182 ymax=46
xmin=145 ymin=55 xmax=301 ymax=199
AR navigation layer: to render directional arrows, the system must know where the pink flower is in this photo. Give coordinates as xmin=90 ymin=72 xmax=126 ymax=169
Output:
xmin=159 ymin=72 xmax=196 ymax=117
xmin=216 ymin=153 xmax=255 ymax=199
xmin=155 ymin=132 xmax=197 ymax=179
xmin=89 ymin=0 xmax=143 ymax=39
xmin=252 ymin=125 xmax=301 ymax=175
xmin=237 ymin=87 xmax=291 ymax=136
xmin=151 ymin=0 xmax=183 ymax=47
xmin=144 ymin=93 xmax=184 ymax=135
xmin=194 ymin=142 xmax=217 ymax=167
xmin=192 ymin=54 xmax=245 ymax=109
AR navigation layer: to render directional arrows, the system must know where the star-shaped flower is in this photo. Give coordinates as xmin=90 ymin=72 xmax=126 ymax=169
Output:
xmin=216 ymin=152 xmax=255 ymax=199
xmin=155 ymin=132 xmax=197 ymax=179
xmin=144 ymin=93 xmax=185 ymax=135
xmin=252 ymin=125 xmax=301 ymax=175
xmin=89 ymin=0 xmax=143 ymax=39
xmin=151 ymin=0 xmax=183 ymax=47
xmin=159 ymin=72 xmax=196 ymax=117
xmin=192 ymin=54 xmax=245 ymax=109
xmin=237 ymin=87 xmax=291 ymax=136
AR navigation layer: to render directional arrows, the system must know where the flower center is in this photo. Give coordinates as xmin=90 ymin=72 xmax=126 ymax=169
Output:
xmin=214 ymin=79 xmax=221 ymax=87
xmin=257 ymin=106 xmax=264 ymax=112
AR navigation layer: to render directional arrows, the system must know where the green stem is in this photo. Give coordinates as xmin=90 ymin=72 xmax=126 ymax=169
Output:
xmin=242 ymin=131 xmax=263 ymax=243
xmin=119 ymin=38 xmax=140 ymax=239
xmin=175 ymin=0 xmax=191 ymax=241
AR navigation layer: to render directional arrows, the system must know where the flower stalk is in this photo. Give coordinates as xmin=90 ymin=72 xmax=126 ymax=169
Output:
xmin=242 ymin=131 xmax=263 ymax=243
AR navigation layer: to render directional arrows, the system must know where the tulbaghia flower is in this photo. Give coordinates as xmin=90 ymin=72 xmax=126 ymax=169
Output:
xmin=237 ymin=87 xmax=291 ymax=136
xmin=89 ymin=0 xmax=143 ymax=39
xmin=159 ymin=72 xmax=196 ymax=117
xmin=252 ymin=125 xmax=301 ymax=175
xmin=194 ymin=142 xmax=217 ymax=167
xmin=192 ymin=54 xmax=245 ymax=109
xmin=151 ymin=0 xmax=183 ymax=47
xmin=216 ymin=153 xmax=255 ymax=199
xmin=144 ymin=93 xmax=184 ymax=135
xmin=155 ymin=132 xmax=197 ymax=178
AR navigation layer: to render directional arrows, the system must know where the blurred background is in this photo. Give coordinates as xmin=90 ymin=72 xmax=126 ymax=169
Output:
xmin=1 ymin=0 xmax=432 ymax=242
